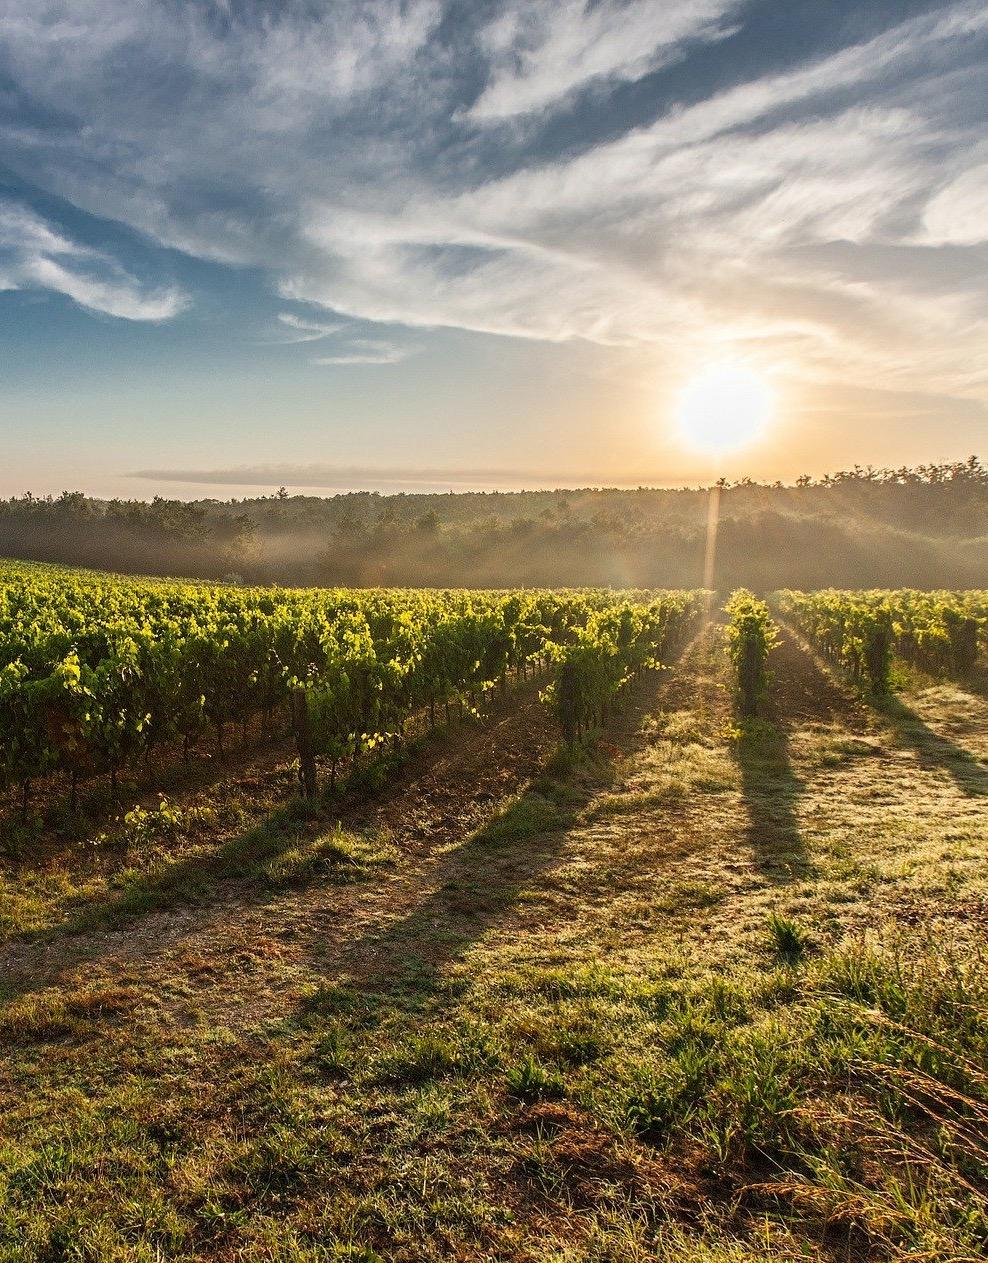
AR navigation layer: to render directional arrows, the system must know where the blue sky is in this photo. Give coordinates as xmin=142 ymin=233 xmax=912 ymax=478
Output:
xmin=0 ymin=0 xmax=986 ymax=498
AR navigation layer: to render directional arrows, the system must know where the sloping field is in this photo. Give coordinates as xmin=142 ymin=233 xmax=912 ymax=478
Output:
xmin=1 ymin=618 xmax=986 ymax=1261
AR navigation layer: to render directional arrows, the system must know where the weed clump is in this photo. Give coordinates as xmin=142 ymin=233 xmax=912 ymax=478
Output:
xmin=765 ymin=912 xmax=814 ymax=965
xmin=507 ymin=1054 xmax=566 ymax=1101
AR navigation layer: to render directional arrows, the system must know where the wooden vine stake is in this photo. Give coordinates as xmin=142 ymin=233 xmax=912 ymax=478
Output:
xmin=291 ymin=687 xmax=318 ymax=798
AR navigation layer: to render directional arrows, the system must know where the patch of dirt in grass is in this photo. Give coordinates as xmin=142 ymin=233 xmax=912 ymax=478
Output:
xmin=508 ymin=1100 xmax=703 ymax=1219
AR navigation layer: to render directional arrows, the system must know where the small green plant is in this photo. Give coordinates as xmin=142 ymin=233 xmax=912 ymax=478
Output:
xmin=766 ymin=912 xmax=813 ymax=965
xmin=259 ymin=824 xmax=395 ymax=887
xmin=375 ymin=1033 xmax=462 ymax=1085
xmin=506 ymin=1054 xmax=565 ymax=1101
xmin=120 ymin=796 xmax=214 ymax=847
xmin=300 ymin=982 xmax=364 ymax=1021
xmin=313 ymin=1024 xmax=352 ymax=1078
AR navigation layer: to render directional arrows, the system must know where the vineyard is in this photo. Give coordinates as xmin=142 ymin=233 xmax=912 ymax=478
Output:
xmin=0 ymin=561 xmax=704 ymax=814
xmin=0 ymin=563 xmax=987 ymax=1263
xmin=776 ymin=587 xmax=988 ymax=693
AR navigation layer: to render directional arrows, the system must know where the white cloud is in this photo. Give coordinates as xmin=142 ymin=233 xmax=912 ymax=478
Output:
xmin=0 ymin=200 xmax=189 ymax=319
xmin=312 ymin=338 xmax=414 ymax=366
xmin=467 ymin=0 xmax=740 ymax=122
xmin=922 ymin=163 xmax=988 ymax=245
xmin=0 ymin=0 xmax=985 ymax=396
xmin=275 ymin=311 xmax=345 ymax=342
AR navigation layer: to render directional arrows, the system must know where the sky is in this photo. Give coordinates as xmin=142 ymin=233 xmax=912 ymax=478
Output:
xmin=0 ymin=0 xmax=986 ymax=499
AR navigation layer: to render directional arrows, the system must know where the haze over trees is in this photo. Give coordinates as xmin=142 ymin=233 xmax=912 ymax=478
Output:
xmin=2 ymin=459 xmax=986 ymax=589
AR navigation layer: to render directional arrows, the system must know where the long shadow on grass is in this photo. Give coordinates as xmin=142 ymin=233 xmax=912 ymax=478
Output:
xmin=736 ymin=719 xmax=809 ymax=881
xmin=0 ymin=765 xmax=419 ymax=1007
xmin=340 ymin=765 xmax=587 ymax=998
xmin=29 ymin=714 xmax=499 ymax=941
xmin=333 ymin=661 xmax=696 ymax=999
xmin=56 ymin=796 xmax=364 ymax=937
xmin=735 ymin=637 xmax=809 ymax=882
xmin=873 ymin=696 xmax=988 ymax=798
xmin=43 ymin=685 xmax=557 ymax=942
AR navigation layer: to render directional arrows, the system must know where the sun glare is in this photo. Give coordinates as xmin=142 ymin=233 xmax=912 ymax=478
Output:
xmin=675 ymin=363 xmax=774 ymax=455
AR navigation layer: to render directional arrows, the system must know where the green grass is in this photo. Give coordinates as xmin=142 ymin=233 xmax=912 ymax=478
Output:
xmin=764 ymin=911 xmax=814 ymax=964
xmin=0 ymin=777 xmax=394 ymax=942
xmin=0 ymin=930 xmax=984 ymax=1261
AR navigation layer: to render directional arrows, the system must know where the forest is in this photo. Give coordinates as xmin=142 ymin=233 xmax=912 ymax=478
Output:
xmin=2 ymin=459 xmax=987 ymax=588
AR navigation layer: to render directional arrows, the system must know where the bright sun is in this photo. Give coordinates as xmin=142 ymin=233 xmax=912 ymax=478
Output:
xmin=675 ymin=363 xmax=774 ymax=455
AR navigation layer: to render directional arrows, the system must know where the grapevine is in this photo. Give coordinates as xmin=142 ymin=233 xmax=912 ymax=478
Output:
xmin=724 ymin=590 xmax=779 ymax=717
xmin=0 ymin=561 xmax=705 ymax=808
xmin=775 ymin=589 xmax=988 ymax=691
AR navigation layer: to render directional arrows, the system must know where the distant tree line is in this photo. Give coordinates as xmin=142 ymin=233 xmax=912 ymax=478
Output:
xmin=0 ymin=491 xmax=256 ymax=579
xmin=2 ymin=458 xmax=986 ymax=589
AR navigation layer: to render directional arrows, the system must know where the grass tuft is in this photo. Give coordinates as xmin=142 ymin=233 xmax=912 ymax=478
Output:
xmin=765 ymin=912 xmax=814 ymax=965
xmin=506 ymin=1054 xmax=566 ymax=1101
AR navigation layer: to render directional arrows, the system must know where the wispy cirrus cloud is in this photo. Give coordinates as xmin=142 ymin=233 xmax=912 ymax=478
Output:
xmin=922 ymin=163 xmax=988 ymax=246
xmin=0 ymin=201 xmax=188 ymax=320
xmin=275 ymin=311 xmax=345 ymax=343
xmin=466 ymin=0 xmax=742 ymax=122
xmin=312 ymin=338 xmax=415 ymax=366
xmin=271 ymin=312 xmax=412 ymax=363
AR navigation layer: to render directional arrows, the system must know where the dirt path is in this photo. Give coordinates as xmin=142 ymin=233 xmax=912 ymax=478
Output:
xmin=767 ymin=620 xmax=869 ymax=729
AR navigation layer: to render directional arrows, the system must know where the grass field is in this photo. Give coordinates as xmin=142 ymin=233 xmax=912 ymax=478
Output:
xmin=1 ymin=618 xmax=987 ymax=1261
